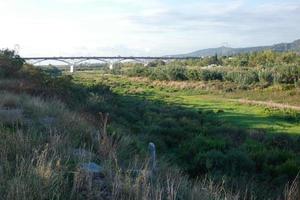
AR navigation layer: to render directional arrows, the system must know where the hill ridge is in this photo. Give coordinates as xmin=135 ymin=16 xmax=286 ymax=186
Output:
xmin=171 ymin=39 xmax=300 ymax=57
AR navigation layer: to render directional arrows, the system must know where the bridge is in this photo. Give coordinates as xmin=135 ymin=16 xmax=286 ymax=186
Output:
xmin=23 ymin=56 xmax=200 ymax=72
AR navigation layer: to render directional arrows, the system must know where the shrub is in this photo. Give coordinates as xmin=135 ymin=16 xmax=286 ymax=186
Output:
xmin=43 ymin=66 xmax=62 ymax=77
xmin=275 ymin=159 xmax=300 ymax=178
xmin=258 ymin=68 xmax=274 ymax=84
xmin=165 ymin=65 xmax=188 ymax=81
xmin=225 ymin=150 xmax=255 ymax=175
xmin=186 ymin=68 xmax=201 ymax=80
xmin=199 ymin=69 xmax=223 ymax=81
xmin=149 ymin=67 xmax=168 ymax=80
xmin=242 ymin=70 xmax=259 ymax=85
xmin=262 ymin=149 xmax=293 ymax=171
xmin=147 ymin=60 xmax=166 ymax=67
xmin=0 ymin=49 xmax=24 ymax=76
xmin=273 ymin=64 xmax=300 ymax=84
xmin=205 ymin=150 xmax=226 ymax=172
xmin=126 ymin=66 xmax=149 ymax=77
xmin=225 ymin=69 xmax=259 ymax=85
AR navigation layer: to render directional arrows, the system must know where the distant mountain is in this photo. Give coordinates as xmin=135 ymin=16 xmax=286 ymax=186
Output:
xmin=171 ymin=39 xmax=300 ymax=57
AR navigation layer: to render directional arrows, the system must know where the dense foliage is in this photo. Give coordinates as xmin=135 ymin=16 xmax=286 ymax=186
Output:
xmin=124 ymin=65 xmax=300 ymax=88
xmin=0 ymin=49 xmax=24 ymax=77
xmin=120 ymin=51 xmax=300 ymax=88
xmin=167 ymin=51 xmax=300 ymax=68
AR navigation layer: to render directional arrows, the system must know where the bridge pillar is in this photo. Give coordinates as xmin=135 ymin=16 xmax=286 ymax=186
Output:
xmin=70 ymin=65 xmax=74 ymax=73
xmin=109 ymin=62 xmax=114 ymax=70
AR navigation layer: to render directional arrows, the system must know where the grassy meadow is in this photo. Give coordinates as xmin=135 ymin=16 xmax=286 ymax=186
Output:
xmin=72 ymin=71 xmax=300 ymax=199
xmin=73 ymin=73 xmax=300 ymax=134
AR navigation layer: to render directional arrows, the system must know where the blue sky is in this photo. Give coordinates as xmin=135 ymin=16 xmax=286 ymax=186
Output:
xmin=0 ymin=0 xmax=299 ymax=56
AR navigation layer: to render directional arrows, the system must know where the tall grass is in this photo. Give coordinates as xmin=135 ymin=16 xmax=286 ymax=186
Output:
xmin=94 ymin=112 xmax=240 ymax=200
xmin=0 ymin=92 xmax=95 ymax=199
xmin=0 ymin=91 xmax=241 ymax=199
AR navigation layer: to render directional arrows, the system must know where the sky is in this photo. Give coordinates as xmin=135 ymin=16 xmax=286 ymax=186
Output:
xmin=0 ymin=0 xmax=300 ymax=56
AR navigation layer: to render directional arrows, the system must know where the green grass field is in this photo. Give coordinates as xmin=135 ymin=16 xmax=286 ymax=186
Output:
xmin=71 ymin=72 xmax=300 ymax=199
xmin=73 ymin=72 xmax=300 ymax=135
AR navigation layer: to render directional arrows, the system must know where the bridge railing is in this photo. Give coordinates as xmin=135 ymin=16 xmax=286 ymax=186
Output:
xmin=22 ymin=56 xmax=202 ymax=73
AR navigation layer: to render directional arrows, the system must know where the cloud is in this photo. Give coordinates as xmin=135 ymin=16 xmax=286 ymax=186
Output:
xmin=121 ymin=0 xmax=300 ymax=48
xmin=0 ymin=0 xmax=299 ymax=56
xmin=126 ymin=0 xmax=299 ymax=31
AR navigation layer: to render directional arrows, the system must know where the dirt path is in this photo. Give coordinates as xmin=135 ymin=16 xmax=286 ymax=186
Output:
xmin=232 ymin=99 xmax=300 ymax=111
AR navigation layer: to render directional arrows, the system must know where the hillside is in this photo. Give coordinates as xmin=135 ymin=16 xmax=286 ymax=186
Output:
xmin=172 ymin=39 xmax=300 ymax=57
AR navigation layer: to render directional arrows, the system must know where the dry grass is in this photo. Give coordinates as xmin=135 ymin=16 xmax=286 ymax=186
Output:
xmin=128 ymin=76 xmax=207 ymax=91
xmin=0 ymin=108 xmax=23 ymax=124
xmin=284 ymin=174 xmax=300 ymax=200
xmin=233 ymin=99 xmax=300 ymax=111
xmin=0 ymin=130 xmax=69 ymax=199
xmin=126 ymin=76 xmax=238 ymax=92
xmin=0 ymin=91 xmax=21 ymax=108
xmin=102 ymin=159 xmax=241 ymax=200
xmin=0 ymin=92 xmax=96 ymax=199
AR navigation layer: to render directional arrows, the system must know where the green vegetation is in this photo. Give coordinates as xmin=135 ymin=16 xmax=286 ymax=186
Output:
xmin=0 ymin=49 xmax=24 ymax=77
xmin=72 ymin=72 xmax=300 ymax=199
xmin=0 ymin=50 xmax=241 ymax=199
xmin=1 ymin=49 xmax=300 ymax=199
xmin=113 ymin=51 xmax=300 ymax=90
xmin=71 ymin=51 xmax=300 ymax=199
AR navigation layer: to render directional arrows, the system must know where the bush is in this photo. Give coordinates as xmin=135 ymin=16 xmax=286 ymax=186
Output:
xmin=126 ymin=66 xmax=149 ymax=77
xmin=225 ymin=70 xmax=259 ymax=85
xmin=119 ymin=52 xmax=300 ymax=89
xmin=258 ymin=69 xmax=274 ymax=84
xmin=199 ymin=69 xmax=223 ymax=81
xmin=43 ymin=66 xmax=62 ymax=77
xmin=186 ymin=68 xmax=201 ymax=80
xmin=275 ymin=159 xmax=300 ymax=178
xmin=147 ymin=60 xmax=166 ymax=67
xmin=178 ymin=68 xmax=224 ymax=81
xmin=148 ymin=65 xmax=188 ymax=81
xmin=149 ymin=67 xmax=168 ymax=80
xmin=273 ymin=64 xmax=300 ymax=84
xmin=225 ymin=150 xmax=255 ymax=175
xmin=267 ymin=151 xmax=290 ymax=166
xmin=165 ymin=65 xmax=188 ymax=81
xmin=0 ymin=49 xmax=24 ymax=76
xmin=205 ymin=150 xmax=226 ymax=172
